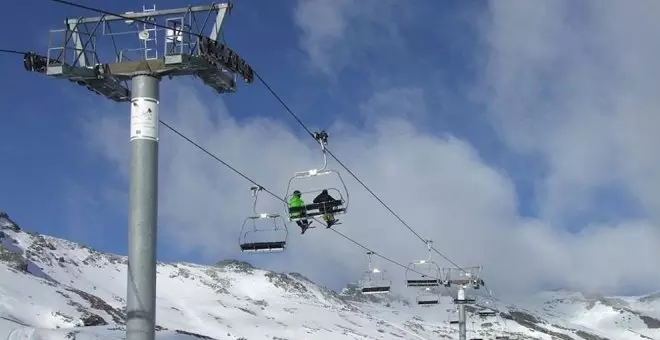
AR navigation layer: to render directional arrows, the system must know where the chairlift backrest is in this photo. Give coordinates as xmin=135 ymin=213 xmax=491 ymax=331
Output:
xmin=417 ymin=300 xmax=439 ymax=305
xmin=361 ymin=285 xmax=390 ymax=294
xmin=478 ymin=310 xmax=497 ymax=317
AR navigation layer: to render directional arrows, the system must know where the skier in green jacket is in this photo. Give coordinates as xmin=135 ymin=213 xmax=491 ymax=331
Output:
xmin=289 ymin=190 xmax=312 ymax=234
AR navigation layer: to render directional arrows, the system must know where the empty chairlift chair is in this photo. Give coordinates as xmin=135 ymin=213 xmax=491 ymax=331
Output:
xmin=285 ymin=131 xmax=349 ymax=225
xmin=480 ymin=296 xmax=510 ymax=339
xmin=405 ymin=239 xmax=441 ymax=287
xmin=416 ymin=287 xmax=439 ymax=305
xmin=477 ymin=309 xmax=497 ymax=318
xmin=238 ymin=186 xmax=288 ymax=253
xmin=359 ymin=251 xmax=391 ymax=294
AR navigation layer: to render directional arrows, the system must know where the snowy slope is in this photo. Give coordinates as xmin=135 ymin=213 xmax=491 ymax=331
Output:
xmin=0 ymin=212 xmax=659 ymax=340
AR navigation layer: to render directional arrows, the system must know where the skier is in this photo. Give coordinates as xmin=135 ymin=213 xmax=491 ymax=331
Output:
xmin=313 ymin=189 xmax=339 ymax=228
xmin=288 ymin=190 xmax=312 ymax=233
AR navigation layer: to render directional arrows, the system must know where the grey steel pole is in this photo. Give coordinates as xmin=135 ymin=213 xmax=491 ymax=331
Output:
xmin=127 ymin=74 xmax=160 ymax=340
xmin=458 ymin=286 xmax=466 ymax=340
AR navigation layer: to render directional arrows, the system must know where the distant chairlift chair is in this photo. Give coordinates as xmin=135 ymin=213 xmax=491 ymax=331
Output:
xmin=405 ymin=239 xmax=441 ymax=287
xmin=359 ymin=251 xmax=391 ymax=294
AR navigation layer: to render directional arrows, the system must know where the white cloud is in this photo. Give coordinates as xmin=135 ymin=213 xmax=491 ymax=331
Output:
xmin=293 ymin=0 xmax=351 ymax=74
xmin=81 ymin=79 xmax=660 ymax=298
xmin=478 ymin=0 xmax=660 ymax=225
xmin=359 ymin=88 xmax=426 ymax=125
xmin=293 ymin=0 xmax=404 ymax=75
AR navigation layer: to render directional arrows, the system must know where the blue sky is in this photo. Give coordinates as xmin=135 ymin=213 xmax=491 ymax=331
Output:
xmin=0 ymin=0 xmax=495 ymax=250
xmin=1 ymin=0 xmax=659 ymax=296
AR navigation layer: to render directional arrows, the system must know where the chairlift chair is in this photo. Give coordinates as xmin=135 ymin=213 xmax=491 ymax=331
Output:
xmin=416 ymin=287 xmax=439 ymax=305
xmin=477 ymin=309 xmax=497 ymax=318
xmin=285 ymin=131 xmax=349 ymax=223
xmin=238 ymin=186 xmax=288 ymax=253
xmin=359 ymin=251 xmax=391 ymax=294
xmin=405 ymin=240 xmax=441 ymax=287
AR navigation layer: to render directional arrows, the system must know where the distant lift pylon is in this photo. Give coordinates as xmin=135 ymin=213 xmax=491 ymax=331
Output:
xmin=238 ymin=186 xmax=288 ymax=253
xmin=285 ymin=131 xmax=349 ymax=224
xmin=359 ymin=251 xmax=391 ymax=294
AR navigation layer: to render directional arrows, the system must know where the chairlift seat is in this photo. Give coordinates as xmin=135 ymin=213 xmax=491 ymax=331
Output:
xmin=239 ymin=241 xmax=285 ymax=252
xmin=406 ymin=279 xmax=439 ymax=287
xmin=361 ymin=286 xmax=391 ymax=294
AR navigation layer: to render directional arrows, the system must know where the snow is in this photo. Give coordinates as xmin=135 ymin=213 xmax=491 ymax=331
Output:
xmin=0 ymin=221 xmax=659 ymax=340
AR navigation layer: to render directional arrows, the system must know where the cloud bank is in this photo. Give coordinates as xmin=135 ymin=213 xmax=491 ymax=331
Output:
xmin=77 ymin=0 xmax=660 ymax=298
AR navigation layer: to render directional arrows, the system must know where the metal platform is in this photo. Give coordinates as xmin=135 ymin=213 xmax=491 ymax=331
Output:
xmin=26 ymin=3 xmax=252 ymax=102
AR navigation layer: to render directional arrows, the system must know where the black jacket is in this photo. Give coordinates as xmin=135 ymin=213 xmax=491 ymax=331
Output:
xmin=313 ymin=190 xmax=337 ymax=213
xmin=313 ymin=191 xmax=335 ymax=203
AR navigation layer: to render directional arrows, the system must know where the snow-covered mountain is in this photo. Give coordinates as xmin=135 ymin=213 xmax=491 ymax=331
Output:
xmin=0 ymin=211 xmax=658 ymax=340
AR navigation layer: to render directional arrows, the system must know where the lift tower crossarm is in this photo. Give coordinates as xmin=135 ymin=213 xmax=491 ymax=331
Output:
xmin=63 ymin=3 xmax=229 ymax=43
xmin=66 ymin=4 xmax=230 ymax=24
xmin=31 ymin=1 xmax=252 ymax=102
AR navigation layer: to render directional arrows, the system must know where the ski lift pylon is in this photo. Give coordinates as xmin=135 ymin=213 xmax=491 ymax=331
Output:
xmin=238 ymin=186 xmax=288 ymax=253
xmin=405 ymin=239 xmax=441 ymax=287
xmin=285 ymin=131 xmax=349 ymax=222
xmin=359 ymin=251 xmax=391 ymax=294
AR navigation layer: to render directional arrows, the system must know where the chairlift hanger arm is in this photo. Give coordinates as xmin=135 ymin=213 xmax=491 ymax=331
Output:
xmin=313 ymin=130 xmax=329 ymax=171
xmin=249 ymin=185 xmax=267 ymax=215
xmin=366 ymin=251 xmax=374 ymax=271
xmin=313 ymin=130 xmax=328 ymax=146
xmin=425 ymin=239 xmax=433 ymax=261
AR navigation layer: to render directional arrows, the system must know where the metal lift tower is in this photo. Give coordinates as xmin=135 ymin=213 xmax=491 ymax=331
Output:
xmin=442 ymin=266 xmax=485 ymax=340
xmin=23 ymin=3 xmax=253 ymax=340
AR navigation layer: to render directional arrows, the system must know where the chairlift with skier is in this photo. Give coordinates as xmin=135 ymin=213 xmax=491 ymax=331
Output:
xmin=285 ymin=130 xmax=348 ymax=228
